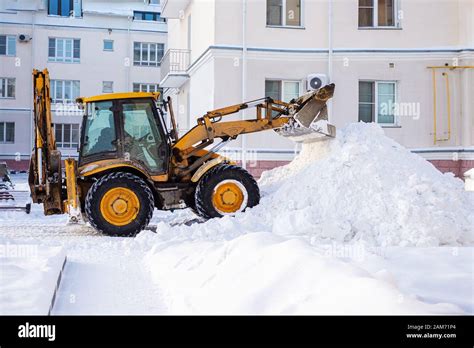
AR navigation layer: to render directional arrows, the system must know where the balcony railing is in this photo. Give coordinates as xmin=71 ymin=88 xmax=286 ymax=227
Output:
xmin=160 ymin=49 xmax=191 ymax=88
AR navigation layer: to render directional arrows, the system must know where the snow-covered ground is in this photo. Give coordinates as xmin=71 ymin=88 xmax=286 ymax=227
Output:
xmin=1 ymin=123 xmax=473 ymax=315
xmin=0 ymin=243 xmax=66 ymax=315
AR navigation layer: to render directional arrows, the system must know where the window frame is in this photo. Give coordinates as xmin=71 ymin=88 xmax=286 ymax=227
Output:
xmin=103 ymin=39 xmax=114 ymax=51
xmin=265 ymin=79 xmax=302 ymax=101
xmin=48 ymin=37 xmax=80 ymax=63
xmin=359 ymin=80 xmax=398 ymax=126
xmin=133 ymin=11 xmax=166 ymax=22
xmin=102 ymin=81 xmax=114 ymax=93
xmin=133 ymin=42 xmax=165 ymax=67
xmin=358 ymin=0 xmax=399 ymax=29
xmin=265 ymin=79 xmax=302 ymax=118
xmin=0 ymin=35 xmax=16 ymax=56
xmin=0 ymin=122 xmax=15 ymax=144
xmin=48 ymin=0 xmax=74 ymax=17
xmin=133 ymin=83 xmax=163 ymax=105
xmin=53 ymin=123 xmax=80 ymax=149
xmin=51 ymin=79 xmax=80 ymax=104
xmin=0 ymin=78 xmax=15 ymax=99
xmin=266 ymin=0 xmax=304 ymax=29
xmin=118 ymin=98 xmax=169 ymax=174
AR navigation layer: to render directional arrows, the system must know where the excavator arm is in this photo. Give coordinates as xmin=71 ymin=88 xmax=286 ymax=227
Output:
xmin=28 ymin=69 xmax=63 ymax=214
xmin=28 ymin=69 xmax=74 ymax=215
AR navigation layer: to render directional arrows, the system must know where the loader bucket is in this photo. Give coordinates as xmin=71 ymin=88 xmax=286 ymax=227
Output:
xmin=275 ymin=84 xmax=337 ymax=143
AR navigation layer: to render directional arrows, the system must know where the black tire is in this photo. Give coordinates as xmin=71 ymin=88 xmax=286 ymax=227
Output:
xmin=85 ymin=172 xmax=154 ymax=237
xmin=195 ymin=164 xmax=260 ymax=219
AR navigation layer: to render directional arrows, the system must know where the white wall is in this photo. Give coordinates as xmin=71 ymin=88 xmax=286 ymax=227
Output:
xmin=173 ymin=0 xmax=474 ymax=159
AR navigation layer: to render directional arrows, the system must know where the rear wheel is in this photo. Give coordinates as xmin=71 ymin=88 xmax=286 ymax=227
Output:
xmin=85 ymin=172 xmax=154 ymax=237
xmin=195 ymin=164 xmax=260 ymax=219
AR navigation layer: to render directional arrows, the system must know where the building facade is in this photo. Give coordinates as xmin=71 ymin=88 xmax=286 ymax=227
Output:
xmin=0 ymin=0 xmax=167 ymax=170
xmin=160 ymin=0 xmax=474 ymax=178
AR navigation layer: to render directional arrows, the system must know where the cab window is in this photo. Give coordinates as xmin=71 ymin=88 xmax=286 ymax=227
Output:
xmin=121 ymin=100 xmax=166 ymax=172
xmin=82 ymin=101 xmax=116 ymax=157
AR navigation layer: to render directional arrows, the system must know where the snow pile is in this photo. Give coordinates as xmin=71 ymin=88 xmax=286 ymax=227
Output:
xmin=0 ymin=242 xmax=66 ymax=315
xmin=259 ymin=123 xmax=474 ymax=246
xmin=141 ymin=231 xmax=463 ymax=314
xmin=148 ymin=123 xmax=473 ymax=247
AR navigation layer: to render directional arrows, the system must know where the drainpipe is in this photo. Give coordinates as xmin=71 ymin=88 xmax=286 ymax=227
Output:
xmin=30 ymin=10 xmax=37 ymax=153
xmin=126 ymin=16 xmax=132 ymax=90
xmin=461 ymin=67 xmax=472 ymax=147
xmin=327 ymin=0 xmax=333 ymax=122
xmin=241 ymin=0 xmax=247 ymax=169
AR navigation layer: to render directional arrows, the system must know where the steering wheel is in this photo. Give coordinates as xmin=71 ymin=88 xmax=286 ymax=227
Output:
xmin=137 ymin=132 xmax=151 ymax=143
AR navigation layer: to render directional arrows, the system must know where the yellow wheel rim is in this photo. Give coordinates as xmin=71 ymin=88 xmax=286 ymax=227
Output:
xmin=212 ymin=180 xmax=247 ymax=215
xmin=100 ymin=187 xmax=140 ymax=226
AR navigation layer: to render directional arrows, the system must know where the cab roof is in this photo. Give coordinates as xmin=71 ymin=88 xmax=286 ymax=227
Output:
xmin=76 ymin=92 xmax=161 ymax=104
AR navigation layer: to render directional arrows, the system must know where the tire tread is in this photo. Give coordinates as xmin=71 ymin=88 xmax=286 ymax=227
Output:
xmin=195 ymin=164 xmax=260 ymax=219
xmin=85 ymin=172 xmax=154 ymax=236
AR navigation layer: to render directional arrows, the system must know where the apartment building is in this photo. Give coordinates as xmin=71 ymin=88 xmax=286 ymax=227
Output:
xmin=0 ymin=0 xmax=167 ymax=170
xmin=160 ymin=0 xmax=474 ymax=177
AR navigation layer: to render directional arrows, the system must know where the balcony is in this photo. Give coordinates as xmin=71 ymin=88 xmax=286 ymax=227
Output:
xmin=160 ymin=49 xmax=191 ymax=88
xmin=161 ymin=0 xmax=191 ymax=18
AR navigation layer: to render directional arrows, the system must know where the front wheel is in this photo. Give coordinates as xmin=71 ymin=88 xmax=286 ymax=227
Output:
xmin=85 ymin=172 xmax=154 ymax=237
xmin=195 ymin=164 xmax=260 ymax=219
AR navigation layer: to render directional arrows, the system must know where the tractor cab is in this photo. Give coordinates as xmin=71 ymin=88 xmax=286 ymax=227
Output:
xmin=76 ymin=93 xmax=171 ymax=176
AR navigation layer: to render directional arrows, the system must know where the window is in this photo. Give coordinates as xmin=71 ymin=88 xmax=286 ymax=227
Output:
xmin=51 ymin=80 xmax=80 ymax=103
xmin=133 ymin=83 xmax=163 ymax=104
xmin=265 ymin=80 xmax=300 ymax=101
xmin=103 ymin=40 xmax=114 ymax=51
xmin=48 ymin=38 xmax=80 ymax=63
xmin=0 ymin=122 xmax=15 ymax=143
xmin=359 ymin=81 xmax=397 ymax=125
xmin=0 ymin=78 xmax=15 ymax=98
xmin=82 ymin=101 xmax=116 ymax=157
xmin=133 ymin=11 xmax=165 ymax=22
xmin=133 ymin=42 xmax=164 ymax=67
xmin=48 ymin=0 xmax=73 ymax=16
xmin=48 ymin=0 xmax=81 ymax=17
xmin=148 ymin=0 xmax=160 ymax=5
xmin=132 ymin=83 xmax=160 ymax=93
xmin=265 ymin=80 xmax=300 ymax=116
xmin=102 ymin=81 xmax=114 ymax=93
xmin=53 ymin=123 xmax=79 ymax=148
xmin=122 ymin=100 xmax=165 ymax=172
xmin=359 ymin=0 xmax=395 ymax=27
xmin=267 ymin=0 xmax=301 ymax=27
xmin=0 ymin=35 xmax=16 ymax=56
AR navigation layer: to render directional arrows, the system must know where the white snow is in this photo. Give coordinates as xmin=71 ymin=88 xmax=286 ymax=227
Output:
xmin=259 ymin=123 xmax=474 ymax=247
xmin=141 ymin=231 xmax=464 ymax=315
xmin=0 ymin=242 xmax=66 ymax=315
xmin=0 ymin=123 xmax=472 ymax=315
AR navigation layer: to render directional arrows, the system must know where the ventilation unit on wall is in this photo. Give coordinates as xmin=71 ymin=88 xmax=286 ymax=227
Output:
xmin=307 ymin=74 xmax=328 ymax=91
xmin=18 ymin=34 xmax=32 ymax=42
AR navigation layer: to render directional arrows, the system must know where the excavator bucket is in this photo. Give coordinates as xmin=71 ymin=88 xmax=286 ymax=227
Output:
xmin=275 ymin=84 xmax=336 ymax=143
xmin=0 ymin=163 xmax=31 ymax=214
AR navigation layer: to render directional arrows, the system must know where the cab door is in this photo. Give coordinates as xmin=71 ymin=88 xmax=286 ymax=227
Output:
xmin=118 ymin=98 xmax=169 ymax=175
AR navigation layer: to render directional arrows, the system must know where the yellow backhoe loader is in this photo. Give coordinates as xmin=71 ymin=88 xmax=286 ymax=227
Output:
xmin=29 ymin=69 xmax=336 ymax=236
